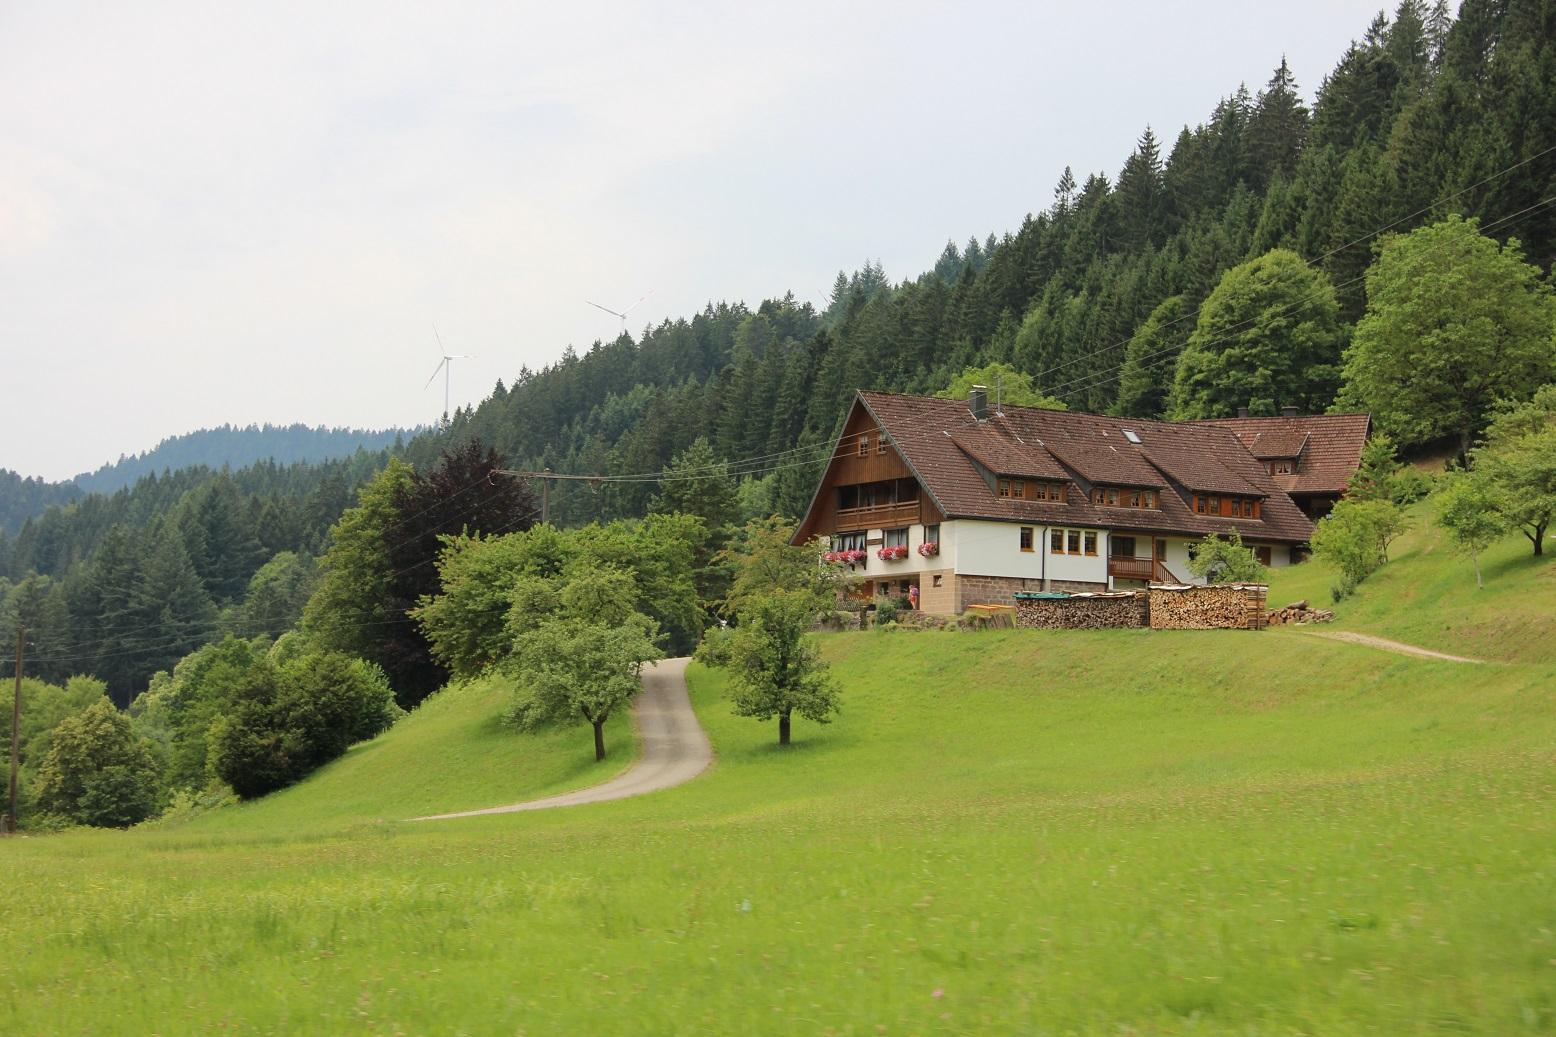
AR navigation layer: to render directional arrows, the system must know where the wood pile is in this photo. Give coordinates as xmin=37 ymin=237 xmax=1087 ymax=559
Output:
xmin=1148 ymin=583 xmax=1268 ymax=630
xmin=1263 ymin=599 xmax=1335 ymax=625
xmin=1014 ymin=593 xmax=1147 ymax=630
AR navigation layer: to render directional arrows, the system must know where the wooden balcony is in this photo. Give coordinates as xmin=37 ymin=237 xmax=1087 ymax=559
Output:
xmin=1107 ymin=556 xmax=1157 ymax=581
xmin=835 ymin=502 xmax=919 ymax=529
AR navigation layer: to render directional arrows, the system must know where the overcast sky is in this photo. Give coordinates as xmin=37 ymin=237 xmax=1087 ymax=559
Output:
xmin=1 ymin=1 xmax=1379 ymax=481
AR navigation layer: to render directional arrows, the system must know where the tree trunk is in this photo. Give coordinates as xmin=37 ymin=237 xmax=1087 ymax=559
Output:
xmin=778 ymin=710 xmax=791 ymax=746
xmin=1534 ymin=521 xmax=1547 ymax=556
xmin=1473 ymin=550 xmax=1483 ymax=588
xmin=593 ymin=719 xmax=606 ymax=761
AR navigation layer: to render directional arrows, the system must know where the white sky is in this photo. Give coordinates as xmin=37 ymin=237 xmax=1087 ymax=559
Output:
xmin=1 ymin=1 xmax=1378 ymax=480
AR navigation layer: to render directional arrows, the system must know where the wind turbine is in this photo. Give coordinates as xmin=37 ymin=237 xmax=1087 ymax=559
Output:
xmin=585 ymin=289 xmax=654 ymax=333
xmin=425 ymin=326 xmax=474 ymax=423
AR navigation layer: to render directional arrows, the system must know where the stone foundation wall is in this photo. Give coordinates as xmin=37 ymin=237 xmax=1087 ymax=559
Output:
xmin=1015 ymin=593 xmax=1148 ymax=630
xmin=956 ymin=574 xmax=1106 ymax=611
xmin=1148 ymin=583 xmax=1268 ymax=630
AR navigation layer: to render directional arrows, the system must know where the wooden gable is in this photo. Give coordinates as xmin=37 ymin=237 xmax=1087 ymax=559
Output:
xmin=791 ymin=398 xmax=944 ymax=544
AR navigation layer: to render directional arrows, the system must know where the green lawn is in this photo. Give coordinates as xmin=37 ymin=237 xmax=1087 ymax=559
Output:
xmin=3 ymin=532 xmax=1554 ymax=1034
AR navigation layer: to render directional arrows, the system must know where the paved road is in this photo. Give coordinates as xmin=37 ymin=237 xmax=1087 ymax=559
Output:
xmin=1304 ymin=629 xmax=1485 ymax=664
xmin=410 ymin=657 xmax=711 ymax=822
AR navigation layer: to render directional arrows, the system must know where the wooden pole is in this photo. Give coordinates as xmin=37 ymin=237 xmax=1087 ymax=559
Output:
xmin=7 ymin=625 xmax=22 ymax=835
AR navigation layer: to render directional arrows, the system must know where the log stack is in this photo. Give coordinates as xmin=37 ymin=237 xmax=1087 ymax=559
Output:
xmin=1148 ymin=583 xmax=1268 ymax=630
xmin=1014 ymin=592 xmax=1148 ymax=630
xmin=1263 ymin=599 xmax=1335 ymax=625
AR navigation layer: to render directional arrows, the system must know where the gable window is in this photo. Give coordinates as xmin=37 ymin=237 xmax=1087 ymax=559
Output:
xmin=877 ymin=435 xmax=888 ymax=455
xmin=857 ymin=434 xmax=870 ymax=456
xmin=1019 ymin=527 xmax=1034 ymax=552
xmin=1050 ymin=529 xmax=1065 ymax=553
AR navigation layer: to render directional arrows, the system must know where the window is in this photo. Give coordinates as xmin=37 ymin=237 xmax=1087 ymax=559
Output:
xmin=1230 ymin=498 xmax=1243 ymax=518
xmin=832 ymin=531 xmax=866 ymax=551
xmin=857 ymin=434 xmax=869 ymax=456
xmin=932 ymin=574 xmax=943 ymax=588
xmin=1011 ymin=480 xmax=1026 ymax=500
xmin=877 ymin=435 xmax=888 ymax=455
xmin=997 ymin=479 xmax=1011 ymax=498
xmin=1255 ymin=545 xmax=1272 ymax=566
xmin=1271 ymin=460 xmax=1293 ymax=475
xmin=925 ymin=523 xmax=940 ymax=545
xmin=1083 ymin=531 xmax=1097 ymax=556
xmin=1127 ymin=490 xmax=1141 ymax=508
xmin=1112 ymin=536 xmax=1137 ymax=558
xmin=884 ymin=527 xmax=908 ymax=548
xmin=1020 ymin=527 xmax=1034 ymax=552
xmin=1195 ymin=495 xmax=1206 ymax=514
xmin=1050 ymin=529 xmax=1065 ymax=553
xmin=1067 ymin=530 xmax=1081 ymax=554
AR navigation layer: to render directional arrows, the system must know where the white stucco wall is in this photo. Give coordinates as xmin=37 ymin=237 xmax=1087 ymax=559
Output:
xmin=840 ymin=520 xmax=1292 ymax=587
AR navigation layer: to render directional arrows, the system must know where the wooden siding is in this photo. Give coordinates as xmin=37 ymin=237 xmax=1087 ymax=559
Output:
xmin=794 ymin=403 xmax=935 ymax=542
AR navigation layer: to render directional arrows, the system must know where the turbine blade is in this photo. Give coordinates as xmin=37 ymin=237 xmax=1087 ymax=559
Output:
xmin=586 ymin=300 xmax=624 ymax=318
xmin=424 ymin=358 xmax=447 ymax=389
xmin=433 ymin=324 xmax=446 ymax=353
xmin=620 ymin=288 xmax=655 ymax=317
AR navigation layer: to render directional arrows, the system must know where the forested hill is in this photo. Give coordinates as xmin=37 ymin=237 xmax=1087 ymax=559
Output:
xmin=71 ymin=423 xmax=414 ymax=497
xmin=404 ymin=0 xmax=1556 ymax=525
xmin=0 ymin=470 xmax=82 ymax=536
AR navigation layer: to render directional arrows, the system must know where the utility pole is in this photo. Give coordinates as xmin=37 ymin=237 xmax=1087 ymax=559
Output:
xmin=498 ymin=468 xmax=594 ymax=527
xmin=7 ymin=625 xmax=22 ymax=835
xmin=540 ymin=469 xmax=550 ymax=525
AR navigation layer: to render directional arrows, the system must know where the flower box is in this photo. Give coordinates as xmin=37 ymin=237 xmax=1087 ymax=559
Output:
xmin=876 ymin=545 xmax=909 ymax=561
xmin=917 ymin=542 xmax=940 ymax=557
xmin=825 ymin=548 xmax=868 ymax=566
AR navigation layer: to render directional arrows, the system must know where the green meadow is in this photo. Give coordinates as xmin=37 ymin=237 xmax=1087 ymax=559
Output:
xmin=4 ymin=519 xmax=1554 ymax=1035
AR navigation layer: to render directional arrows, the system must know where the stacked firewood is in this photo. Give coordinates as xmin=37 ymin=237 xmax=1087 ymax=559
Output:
xmin=1014 ymin=594 xmax=1147 ymax=630
xmin=1263 ymin=599 xmax=1335 ymax=625
xmin=1148 ymin=584 xmax=1267 ymax=630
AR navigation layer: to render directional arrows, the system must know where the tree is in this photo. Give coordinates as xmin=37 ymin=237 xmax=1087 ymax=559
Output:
xmin=506 ymin=568 xmax=664 ymax=761
xmin=1435 ymin=472 xmax=1507 ymax=587
xmin=303 ymin=457 xmax=414 ymax=662
xmin=1340 ymin=216 xmax=1556 ymax=458
xmin=715 ymin=589 xmax=839 ymax=746
xmin=717 ymin=516 xmax=840 ymax=618
xmin=1167 ymin=249 xmax=1346 ymax=420
xmin=236 ymin=551 xmax=315 ymax=638
xmin=649 ymin=437 xmax=740 ymax=533
xmin=1115 ymin=295 xmax=1188 ymax=418
xmin=1185 ymin=529 xmax=1267 ymax=584
xmin=1472 ymin=385 xmax=1556 ymax=556
xmin=33 ymin=699 xmax=161 ymax=827
xmin=1346 ymin=433 xmax=1407 ymax=503
xmin=934 ymin=362 xmax=1067 ymax=411
xmin=1309 ymin=497 xmax=1410 ymax=595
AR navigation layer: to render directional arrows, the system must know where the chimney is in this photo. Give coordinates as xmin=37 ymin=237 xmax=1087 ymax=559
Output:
xmin=969 ymin=384 xmax=988 ymax=422
xmin=1236 ymin=406 xmax=1250 ymax=418
xmin=1280 ymin=405 xmax=1301 ymax=418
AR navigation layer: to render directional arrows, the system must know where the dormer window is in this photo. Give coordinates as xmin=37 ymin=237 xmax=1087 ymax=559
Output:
xmin=1090 ymin=486 xmax=1158 ymax=508
xmin=1194 ymin=494 xmax=1261 ymax=519
xmin=1270 ymin=459 xmax=1293 ymax=475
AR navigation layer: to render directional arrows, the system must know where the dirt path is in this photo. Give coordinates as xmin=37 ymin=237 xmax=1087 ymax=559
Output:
xmin=410 ymin=657 xmax=712 ymax=822
xmin=1302 ymin=629 xmax=1486 ymax=664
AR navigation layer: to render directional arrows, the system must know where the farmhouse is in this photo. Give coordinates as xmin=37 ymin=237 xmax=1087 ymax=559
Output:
xmin=1196 ymin=410 xmax=1372 ymax=518
xmin=793 ymin=389 xmax=1363 ymax=615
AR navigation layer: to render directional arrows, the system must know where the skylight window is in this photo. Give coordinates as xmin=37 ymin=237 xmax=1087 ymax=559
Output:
xmin=1121 ymin=429 xmax=1142 ymax=444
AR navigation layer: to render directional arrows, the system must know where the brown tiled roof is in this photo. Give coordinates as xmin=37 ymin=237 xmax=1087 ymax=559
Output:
xmin=949 ymin=426 xmax=1069 ymax=480
xmin=859 ymin=391 xmax=1316 ymax=544
xmin=1196 ymin=413 xmax=1371 ymax=495
xmin=1241 ymin=430 xmax=1309 ymax=459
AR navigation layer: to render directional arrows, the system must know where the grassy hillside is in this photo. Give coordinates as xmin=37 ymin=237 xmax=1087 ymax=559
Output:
xmin=1268 ymin=510 xmax=1556 ymax=664
xmin=2 ymin=539 xmax=1554 ymax=1034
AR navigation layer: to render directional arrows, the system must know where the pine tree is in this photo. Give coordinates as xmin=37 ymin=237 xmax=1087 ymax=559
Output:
xmin=1248 ymin=57 xmax=1309 ymax=189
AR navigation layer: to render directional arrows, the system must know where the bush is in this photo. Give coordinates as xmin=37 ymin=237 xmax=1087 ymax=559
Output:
xmin=1185 ymin=529 xmax=1266 ymax=583
xmin=32 ymin=699 xmax=162 ymax=828
xmin=208 ymin=648 xmax=399 ymax=799
xmin=1310 ymin=498 xmax=1408 ymax=587
xmin=874 ymin=598 xmax=903 ymax=626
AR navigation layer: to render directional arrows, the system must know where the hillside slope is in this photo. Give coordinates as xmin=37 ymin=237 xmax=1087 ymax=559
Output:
xmin=4 ymin=539 xmax=1554 ymax=1034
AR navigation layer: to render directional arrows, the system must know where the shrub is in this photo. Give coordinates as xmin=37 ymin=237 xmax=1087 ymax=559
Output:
xmin=1185 ymin=529 xmax=1266 ymax=583
xmin=1310 ymin=498 xmax=1408 ymax=587
xmin=875 ymin=598 xmax=902 ymax=626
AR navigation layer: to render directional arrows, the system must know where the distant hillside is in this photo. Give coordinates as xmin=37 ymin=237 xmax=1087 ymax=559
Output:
xmin=71 ymin=423 xmax=414 ymax=496
xmin=0 ymin=469 xmax=82 ymax=534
